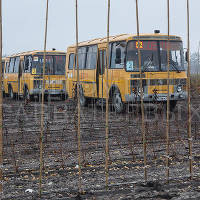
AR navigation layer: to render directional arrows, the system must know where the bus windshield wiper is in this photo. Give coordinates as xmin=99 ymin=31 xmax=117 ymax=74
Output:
xmin=169 ymin=59 xmax=180 ymax=73
xmin=142 ymin=56 xmax=153 ymax=72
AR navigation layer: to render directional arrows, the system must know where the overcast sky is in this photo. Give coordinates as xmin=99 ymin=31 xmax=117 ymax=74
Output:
xmin=2 ymin=0 xmax=200 ymax=56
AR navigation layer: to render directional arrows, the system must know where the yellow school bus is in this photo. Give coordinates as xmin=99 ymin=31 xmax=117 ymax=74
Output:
xmin=4 ymin=50 xmax=67 ymax=100
xmin=66 ymin=32 xmax=187 ymax=113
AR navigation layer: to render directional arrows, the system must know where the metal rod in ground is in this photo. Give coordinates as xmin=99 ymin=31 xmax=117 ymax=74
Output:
xmin=75 ymin=0 xmax=82 ymax=193
xmin=0 ymin=0 xmax=3 ymax=194
xmin=165 ymin=0 xmax=170 ymax=183
xmin=135 ymin=0 xmax=147 ymax=182
xmin=105 ymin=0 xmax=110 ymax=189
xmin=197 ymin=41 xmax=200 ymax=86
xmin=39 ymin=0 xmax=49 ymax=197
xmin=186 ymin=0 xmax=193 ymax=180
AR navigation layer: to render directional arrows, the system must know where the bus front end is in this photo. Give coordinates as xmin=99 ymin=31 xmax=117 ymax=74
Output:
xmin=124 ymin=37 xmax=187 ymax=108
xmin=30 ymin=53 xmax=67 ymax=100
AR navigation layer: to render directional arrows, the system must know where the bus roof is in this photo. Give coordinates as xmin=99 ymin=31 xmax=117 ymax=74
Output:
xmin=68 ymin=33 xmax=182 ymax=48
xmin=7 ymin=50 xmax=66 ymax=58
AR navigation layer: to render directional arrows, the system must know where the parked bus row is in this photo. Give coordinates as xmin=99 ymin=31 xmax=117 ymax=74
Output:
xmin=2 ymin=31 xmax=188 ymax=112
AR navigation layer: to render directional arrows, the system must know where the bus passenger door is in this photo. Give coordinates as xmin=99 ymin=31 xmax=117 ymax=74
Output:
xmin=97 ymin=49 xmax=106 ymax=99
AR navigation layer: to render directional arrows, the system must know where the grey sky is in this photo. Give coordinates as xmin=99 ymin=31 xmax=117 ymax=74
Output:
xmin=3 ymin=0 xmax=199 ymax=56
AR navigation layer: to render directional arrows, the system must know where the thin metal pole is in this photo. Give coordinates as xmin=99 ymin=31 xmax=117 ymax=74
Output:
xmin=135 ymin=0 xmax=147 ymax=182
xmin=197 ymin=41 xmax=200 ymax=86
xmin=0 ymin=0 xmax=3 ymax=194
xmin=166 ymin=0 xmax=170 ymax=183
xmin=105 ymin=0 xmax=110 ymax=189
xmin=75 ymin=0 xmax=82 ymax=193
xmin=186 ymin=0 xmax=193 ymax=180
xmin=39 ymin=0 xmax=49 ymax=197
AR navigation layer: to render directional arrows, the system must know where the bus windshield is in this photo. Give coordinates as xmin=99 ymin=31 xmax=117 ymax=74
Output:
xmin=126 ymin=40 xmax=184 ymax=72
xmin=32 ymin=55 xmax=66 ymax=75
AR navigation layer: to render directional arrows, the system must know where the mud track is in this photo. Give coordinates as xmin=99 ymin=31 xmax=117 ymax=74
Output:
xmin=2 ymin=92 xmax=200 ymax=199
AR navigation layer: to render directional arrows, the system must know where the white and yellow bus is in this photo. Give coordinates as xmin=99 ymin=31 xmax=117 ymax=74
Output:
xmin=66 ymin=32 xmax=187 ymax=113
xmin=4 ymin=50 xmax=67 ymax=100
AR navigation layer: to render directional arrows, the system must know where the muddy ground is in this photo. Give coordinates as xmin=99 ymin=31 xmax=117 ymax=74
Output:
xmin=2 ymin=91 xmax=200 ymax=199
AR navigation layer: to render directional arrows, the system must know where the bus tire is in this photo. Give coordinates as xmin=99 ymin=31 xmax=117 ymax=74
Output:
xmin=8 ymin=86 xmax=14 ymax=99
xmin=112 ymin=89 xmax=124 ymax=113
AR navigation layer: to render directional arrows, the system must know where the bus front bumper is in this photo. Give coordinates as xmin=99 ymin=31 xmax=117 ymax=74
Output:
xmin=30 ymin=89 xmax=67 ymax=96
xmin=125 ymin=91 xmax=187 ymax=103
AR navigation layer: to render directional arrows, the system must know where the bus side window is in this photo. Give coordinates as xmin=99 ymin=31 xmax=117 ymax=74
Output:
xmin=14 ymin=57 xmax=20 ymax=73
xmin=86 ymin=45 xmax=97 ymax=69
xmin=77 ymin=47 xmax=87 ymax=69
xmin=2 ymin=62 xmax=4 ymax=74
xmin=99 ymin=50 xmax=106 ymax=75
xmin=110 ymin=41 xmax=126 ymax=69
xmin=5 ymin=62 xmax=8 ymax=73
xmin=9 ymin=58 xmax=15 ymax=73
xmin=68 ymin=54 xmax=74 ymax=70
xmin=24 ymin=55 xmax=32 ymax=73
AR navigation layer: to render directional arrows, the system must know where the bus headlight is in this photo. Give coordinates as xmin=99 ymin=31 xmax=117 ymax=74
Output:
xmin=177 ymin=85 xmax=182 ymax=93
xmin=137 ymin=87 xmax=143 ymax=94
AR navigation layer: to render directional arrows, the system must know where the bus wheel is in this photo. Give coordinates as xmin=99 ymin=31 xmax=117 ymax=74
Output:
xmin=9 ymin=86 xmax=14 ymax=99
xmin=79 ymin=87 xmax=87 ymax=107
xmin=112 ymin=89 xmax=124 ymax=113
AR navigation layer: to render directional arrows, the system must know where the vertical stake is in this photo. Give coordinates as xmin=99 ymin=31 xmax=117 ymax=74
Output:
xmin=105 ymin=0 xmax=110 ymax=189
xmin=186 ymin=0 xmax=193 ymax=180
xmin=0 ymin=0 xmax=3 ymax=194
xmin=166 ymin=0 xmax=170 ymax=183
xmin=75 ymin=0 xmax=82 ymax=193
xmin=135 ymin=0 xmax=147 ymax=182
xmin=197 ymin=41 xmax=200 ymax=87
xmin=39 ymin=0 xmax=49 ymax=197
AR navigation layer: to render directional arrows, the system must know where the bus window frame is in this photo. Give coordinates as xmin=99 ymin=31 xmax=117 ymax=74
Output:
xmin=124 ymin=40 xmax=185 ymax=73
xmin=32 ymin=54 xmax=65 ymax=75
xmin=85 ymin=45 xmax=98 ymax=70
xmin=13 ymin=56 xmax=20 ymax=73
xmin=68 ymin=53 xmax=75 ymax=70
xmin=109 ymin=41 xmax=126 ymax=70
xmin=74 ymin=45 xmax=98 ymax=71
xmin=8 ymin=57 xmax=16 ymax=73
xmin=75 ymin=46 xmax=87 ymax=70
xmin=4 ymin=60 xmax=9 ymax=74
xmin=2 ymin=61 xmax=4 ymax=74
xmin=24 ymin=55 xmax=32 ymax=73
xmin=99 ymin=49 xmax=106 ymax=75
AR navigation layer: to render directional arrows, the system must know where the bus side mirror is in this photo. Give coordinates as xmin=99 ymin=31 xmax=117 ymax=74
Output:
xmin=185 ymin=51 xmax=188 ymax=62
xmin=115 ymin=48 xmax=121 ymax=64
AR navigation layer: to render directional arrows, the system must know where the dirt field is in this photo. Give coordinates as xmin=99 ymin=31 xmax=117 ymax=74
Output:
xmin=2 ymin=92 xmax=200 ymax=199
